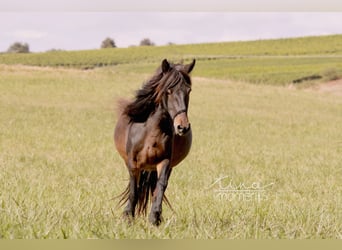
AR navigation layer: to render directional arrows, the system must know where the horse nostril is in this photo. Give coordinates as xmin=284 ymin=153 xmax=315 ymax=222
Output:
xmin=177 ymin=124 xmax=190 ymax=134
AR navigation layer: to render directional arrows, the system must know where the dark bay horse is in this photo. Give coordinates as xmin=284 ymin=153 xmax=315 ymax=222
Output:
xmin=114 ymin=59 xmax=195 ymax=225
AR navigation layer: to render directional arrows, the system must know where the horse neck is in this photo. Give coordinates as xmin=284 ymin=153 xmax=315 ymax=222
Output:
xmin=154 ymin=102 xmax=169 ymax=119
xmin=148 ymin=103 xmax=173 ymax=132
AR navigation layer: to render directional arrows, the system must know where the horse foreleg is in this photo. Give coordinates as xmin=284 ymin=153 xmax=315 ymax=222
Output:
xmin=149 ymin=159 xmax=171 ymax=226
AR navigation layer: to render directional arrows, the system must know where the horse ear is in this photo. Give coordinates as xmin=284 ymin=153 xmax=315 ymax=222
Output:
xmin=184 ymin=59 xmax=196 ymax=74
xmin=161 ymin=59 xmax=170 ymax=73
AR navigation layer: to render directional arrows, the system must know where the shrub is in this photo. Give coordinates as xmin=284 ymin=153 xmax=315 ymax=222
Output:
xmin=7 ymin=42 xmax=30 ymax=53
xmin=101 ymin=38 xmax=116 ymax=49
xmin=140 ymin=38 xmax=155 ymax=46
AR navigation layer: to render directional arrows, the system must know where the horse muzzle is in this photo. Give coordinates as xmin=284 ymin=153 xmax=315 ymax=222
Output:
xmin=173 ymin=111 xmax=191 ymax=136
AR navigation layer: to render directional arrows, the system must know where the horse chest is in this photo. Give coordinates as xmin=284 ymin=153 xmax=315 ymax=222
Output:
xmin=137 ymin=132 xmax=171 ymax=168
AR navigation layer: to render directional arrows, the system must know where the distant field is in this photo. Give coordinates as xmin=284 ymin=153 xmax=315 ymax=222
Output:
xmin=0 ymin=63 xmax=341 ymax=239
xmin=1 ymin=35 xmax=342 ymax=85
xmin=115 ymin=56 xmax=342 ymax=85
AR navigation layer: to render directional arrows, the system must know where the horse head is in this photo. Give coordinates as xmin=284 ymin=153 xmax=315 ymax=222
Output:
xmin=159 ymin=59 xmax=196 ymax=136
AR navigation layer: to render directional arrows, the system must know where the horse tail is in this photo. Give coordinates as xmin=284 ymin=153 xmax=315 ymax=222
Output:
xmin=136 ymin=170 xmax=174 ymax=216
xmin=136 ymin=170 xmax=157 ymax=215
xmin=117 ymin=170 xmax=174 ymax=216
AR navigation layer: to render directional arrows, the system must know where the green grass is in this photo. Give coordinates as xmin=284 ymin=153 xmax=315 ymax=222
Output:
xmin=115 ymin=56 xmax=342 ymax=85
xmin=1 ymin=35 xmax=342 ymax=65
xmin=1 ymin=35 xmax=341 ymax=86
xmin=0 ymin=64 xmax=341 ymax=238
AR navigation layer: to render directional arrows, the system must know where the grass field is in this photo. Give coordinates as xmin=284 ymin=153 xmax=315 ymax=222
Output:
xmin=1 ymin=35 xmax=342 ymax=86
xmin=0 ymin=59 xmax=341 ymax=238
xmin=2 ymin=35 xmax=342 ymax=66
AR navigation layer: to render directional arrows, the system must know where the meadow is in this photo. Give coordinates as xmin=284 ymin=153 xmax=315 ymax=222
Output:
xmin=0 ymin=35 xmax=342 ymax=238
xmin=1 ymin=35 xmax=342 ymax=86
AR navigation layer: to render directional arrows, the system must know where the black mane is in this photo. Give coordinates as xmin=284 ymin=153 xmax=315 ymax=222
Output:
xmin=123 ymin=71 xmax=163 ymax=122
xmin=123 ymin=64 xmax=190 ymax=123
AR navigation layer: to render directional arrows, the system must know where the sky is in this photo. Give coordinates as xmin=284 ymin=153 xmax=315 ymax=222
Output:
xmin=1 ymin=12 xmax=342 ymax=52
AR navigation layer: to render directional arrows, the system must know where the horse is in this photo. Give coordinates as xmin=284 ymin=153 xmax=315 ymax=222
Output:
xmin=114 ymin=59 xmax=196 ymax=225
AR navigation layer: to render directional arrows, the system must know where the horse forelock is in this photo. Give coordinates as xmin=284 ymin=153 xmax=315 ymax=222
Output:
xmin=155 ymin=68 xmax=191 ymax=102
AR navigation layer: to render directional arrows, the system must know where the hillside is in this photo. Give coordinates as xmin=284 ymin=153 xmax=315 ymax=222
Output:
xmin=1 ymin=35 xmax=342 ymax=85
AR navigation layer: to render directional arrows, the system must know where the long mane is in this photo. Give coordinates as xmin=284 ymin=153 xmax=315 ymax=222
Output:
xmin=123 ymin=65 xmax=189 ymax=123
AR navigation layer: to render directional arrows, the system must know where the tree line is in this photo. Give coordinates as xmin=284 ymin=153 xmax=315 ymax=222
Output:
xmin=5 ymin=37 xmax=158 ymax=53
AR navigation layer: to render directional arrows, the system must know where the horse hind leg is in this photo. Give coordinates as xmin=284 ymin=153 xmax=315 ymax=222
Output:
xmin=122 ymin=162 xmax=140 ymax=219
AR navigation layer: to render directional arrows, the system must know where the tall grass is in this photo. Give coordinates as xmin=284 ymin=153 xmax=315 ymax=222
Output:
xmin=0 ymin=65 xmax=341 ymax=238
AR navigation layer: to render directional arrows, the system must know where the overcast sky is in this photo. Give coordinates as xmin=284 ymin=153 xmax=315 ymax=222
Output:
xmin=1 ymin=12 xmax=342 ymax=52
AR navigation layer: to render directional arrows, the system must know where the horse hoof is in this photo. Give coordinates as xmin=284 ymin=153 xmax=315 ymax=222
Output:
xmin=122 ymin=211 xmax=134 ymax=224
xmin=149 ymin=212 xmax=162 ymax=226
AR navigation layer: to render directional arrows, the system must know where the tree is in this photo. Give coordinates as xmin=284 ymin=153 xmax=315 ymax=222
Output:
xmin=7 ymin=42 xmax=30 ymax=53
xmin=140 ymin=38 xmax=155 ymax=46
xmin=101 ymin=37 xmax=116 ymax=49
